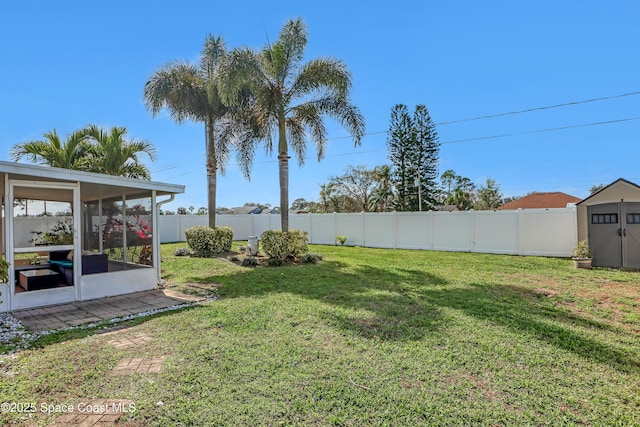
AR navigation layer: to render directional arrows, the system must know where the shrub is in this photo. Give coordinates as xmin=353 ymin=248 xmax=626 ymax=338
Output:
xmin=301 ymin=253 xmax=323 ymax=264
xmin=261 ymin=229 xmax=309 ymax=260
xmin=336 ymin=235 xmax=347 ymax=246
xmin=0 ymin=259 xmax=9 ymax=283
xmin=174 ymin=247 xmax=192 ymax=257
xmin=185 ymin=225 xmax=233 ymax=257
xmin=241 ymin=256 xmax=259 ymax=267
xmin=267 ymin=257 xmax=284 ymax=267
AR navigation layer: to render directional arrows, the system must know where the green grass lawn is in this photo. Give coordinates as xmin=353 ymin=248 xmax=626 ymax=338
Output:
xmin=1 ymin=243 xmax=639 ymax=426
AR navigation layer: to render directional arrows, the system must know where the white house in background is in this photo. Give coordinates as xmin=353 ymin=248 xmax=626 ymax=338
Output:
xmin=0 ymin=161 xmax=184 ymax=312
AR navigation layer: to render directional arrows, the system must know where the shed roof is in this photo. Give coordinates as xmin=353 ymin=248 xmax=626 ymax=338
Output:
xmin=576 ymin=178 xmax=640 ymax=206
xmin=0 ymin=161 xmax=185 ymax=202
xmin=498 ymin=192 xmax=580 ymax=210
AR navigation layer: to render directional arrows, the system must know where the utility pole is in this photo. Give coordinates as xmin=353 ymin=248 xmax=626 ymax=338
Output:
xmin=414 ymin=176 xmax=422 ymax=212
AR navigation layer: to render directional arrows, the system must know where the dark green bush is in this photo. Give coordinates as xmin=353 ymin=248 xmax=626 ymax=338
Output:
xmin=185 ymin=225 xmax=233 ymax=257
xmin=241 ymin=256 xmax=258 ymax=267
xmin=267 ymin=257 xmax=284 ymax=267
xmin=301 ymin=253 xmax=323 ymax=264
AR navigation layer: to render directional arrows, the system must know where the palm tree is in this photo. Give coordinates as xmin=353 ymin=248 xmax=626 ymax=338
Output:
xmin=10 ymin=128 xmax=91 ymax=169
xmin=144 ymin=35 xmax=252 ymax=227
xmin=81 ymin=125 xmax=156 ymax=179
xmin=219 ymin=18 xmax=365 ymax=231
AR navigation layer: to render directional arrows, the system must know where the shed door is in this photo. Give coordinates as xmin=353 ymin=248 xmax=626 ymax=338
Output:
xmin=622 ymin=202 xmax=640 ymax=269
xmin=588 ymin=203 xmax=621 ymax=267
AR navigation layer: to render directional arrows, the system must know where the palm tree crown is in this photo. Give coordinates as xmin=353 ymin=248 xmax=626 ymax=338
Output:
xmin=11 ymin=126 xmax=155 ymax=180
xmin=144 ymin=35 xmax=252 ymax=227
xmin=10 ymin=129 xmax=91 ymax=169
xmin=82 ymin=125 xmax=156 ymax=179
xmin=219 ymin=18 xmax=365 ymax=231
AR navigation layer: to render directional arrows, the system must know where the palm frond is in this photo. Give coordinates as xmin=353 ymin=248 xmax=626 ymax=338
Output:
xmin=144 ymin=62 xmax=210 ymax=122
xmin=273 ymin=18 xmax=307 ymax=82
xmin=304 ymin=96 xmax=365 ymax=145
xmin=290 ymin=58 xmax=351 ymax=100
xmin=285 ymin=118 xmax=307 ymax=165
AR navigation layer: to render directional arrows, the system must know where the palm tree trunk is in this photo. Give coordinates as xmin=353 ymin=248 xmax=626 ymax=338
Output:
xmin=277 ymin=112 xmax=289 ymax=232
xmin=205 ymin=117 xmax=217 ymax=228
xmin=278 ymin=153 xmax=289 ymax=232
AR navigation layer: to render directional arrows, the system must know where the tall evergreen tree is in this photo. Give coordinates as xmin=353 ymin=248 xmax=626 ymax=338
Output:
xmin=413 ymin=105 xmax=440 ymax=209
xmin=387 ymin=104 xmax=413 ymax=211
xmin=386 ymin=104 xmax=440 ymax=211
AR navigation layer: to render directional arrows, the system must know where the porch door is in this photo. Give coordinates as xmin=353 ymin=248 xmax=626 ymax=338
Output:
xmin=622 ymin=202 xmax=640 ymax=269
xmin=587 ymin=203 xmax=621 ymax=267
xmin=8 ymin=180 xmax=80 ymax=310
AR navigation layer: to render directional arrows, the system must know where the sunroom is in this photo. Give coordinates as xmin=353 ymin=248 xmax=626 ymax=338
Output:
xmin=0 ymin=161 xmax=184 ymax=312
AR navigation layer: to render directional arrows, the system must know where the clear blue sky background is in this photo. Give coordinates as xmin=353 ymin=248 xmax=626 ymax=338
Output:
xmin=1 ymin=1 xmax=639 ymax=211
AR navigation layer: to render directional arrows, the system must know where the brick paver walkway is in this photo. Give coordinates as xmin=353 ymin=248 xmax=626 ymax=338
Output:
xmin=111 ymin=356 xmax=166 ymax=375
xmin=12 ymin=289 xmax=204 ymax=333
xmin=48 ymin=399 xmax=135 ymax=426
xmin=107 ymin=333 xmax=154 ymax=349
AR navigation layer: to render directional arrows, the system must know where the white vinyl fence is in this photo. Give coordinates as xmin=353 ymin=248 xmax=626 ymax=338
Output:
xmin=158 ymin=208 xmax=578 ymax=257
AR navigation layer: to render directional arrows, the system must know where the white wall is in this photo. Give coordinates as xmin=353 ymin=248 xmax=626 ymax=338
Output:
xmin=157 ymin=207 xmax=577 ymax=257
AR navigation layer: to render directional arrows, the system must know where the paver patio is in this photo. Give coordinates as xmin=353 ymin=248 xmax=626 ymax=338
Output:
xmin=48 ymin=399 xmax=135 ymax=426
xmin=11 ymin=289 xmax=205 ymax=333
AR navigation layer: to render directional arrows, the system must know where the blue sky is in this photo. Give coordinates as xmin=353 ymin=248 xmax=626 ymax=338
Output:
xmin=1 ymin=1 xmax=639 ymax=211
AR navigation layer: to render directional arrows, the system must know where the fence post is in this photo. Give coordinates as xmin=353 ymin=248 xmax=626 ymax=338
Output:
xmin=362 ymin=211 xmax=366 ymax=247
xmin=517 ymin=208 xmax=524 ymax=255
xmin=393 ymin=211 xmax=398 ymax=249
xmin=428 ymin=211 xmax=434 ymax=250
xmin=469 ymin=209 xmax=475 ymax=252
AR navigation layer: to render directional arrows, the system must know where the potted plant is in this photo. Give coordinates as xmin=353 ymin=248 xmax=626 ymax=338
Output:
xmin=572 ymin=240 xmax=592 ymax=269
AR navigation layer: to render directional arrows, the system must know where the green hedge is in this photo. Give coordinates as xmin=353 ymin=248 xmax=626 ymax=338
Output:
xmin=185 ymin=226 xmax=233 ymax=257
xmin=260 ymin=229 xmax=308 ymax=260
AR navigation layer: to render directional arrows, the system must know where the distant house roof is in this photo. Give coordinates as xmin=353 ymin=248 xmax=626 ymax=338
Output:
xmin=433 ymin=205 xmax=460 ymax=212
xmin=498 ymin=192 xmax=581 ymax=210
xmin=223 ymin=206 xmax=263 ymax=214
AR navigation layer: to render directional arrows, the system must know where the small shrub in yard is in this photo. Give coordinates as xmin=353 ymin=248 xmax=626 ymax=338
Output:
xmin=173 ymin=247 xmax=192 ymax=257
xmin=261 ymin=229 xmax=309 ymax=260
xmin=267 ymin=257 xmax=284 ymax=267
xmin=184 ymin=225 xmax=233 ymax=257
xmin=336 ymin=235 xmax=347 ymax=246
xmin=301 ymin=253 xmax=323 ymax=264
xmin=241 ymin=256 xmax=259 ymax=267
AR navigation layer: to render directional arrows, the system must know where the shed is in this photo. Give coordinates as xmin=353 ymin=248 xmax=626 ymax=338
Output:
xmin=576 ymin=178 xmax=640 ymax=268
xmin=0 ymin=161 xmax=184 ymax=312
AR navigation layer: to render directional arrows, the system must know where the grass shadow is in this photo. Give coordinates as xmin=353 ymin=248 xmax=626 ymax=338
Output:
xmin=210 ymin=257 xmax=639 ymax=372
xmin=426 ymin=282 xmax=640 ymax=373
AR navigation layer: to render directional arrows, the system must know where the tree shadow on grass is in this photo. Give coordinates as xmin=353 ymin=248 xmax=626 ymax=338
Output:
xmin=209 ymin=261 xmax=640 ymax=373
xmin=197 ymin=262 xmax=450 ymax=341
xmin=427 ymin=282 xmax=640 ymax=373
